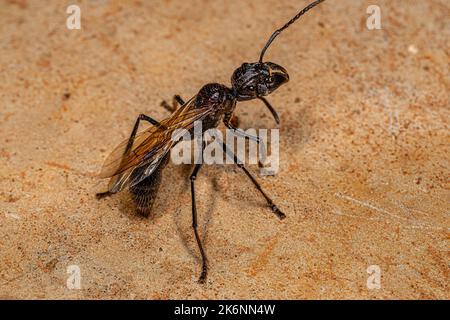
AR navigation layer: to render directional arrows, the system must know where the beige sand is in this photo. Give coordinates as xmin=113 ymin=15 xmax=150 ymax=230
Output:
xmin=0 ymin=0 xmax=448 ymax=299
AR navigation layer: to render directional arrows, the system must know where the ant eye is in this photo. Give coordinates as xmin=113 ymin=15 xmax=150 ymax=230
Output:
xmin=248 ymin=86 xmax=255 ymax=91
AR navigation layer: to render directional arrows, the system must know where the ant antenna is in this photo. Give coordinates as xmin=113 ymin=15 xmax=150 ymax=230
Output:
xmin=259 ymin=0 xmax=326 ymax=63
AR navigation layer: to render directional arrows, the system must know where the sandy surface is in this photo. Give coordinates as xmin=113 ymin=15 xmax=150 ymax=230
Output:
xmin=0 ymin=0 xmax=449 ymax=299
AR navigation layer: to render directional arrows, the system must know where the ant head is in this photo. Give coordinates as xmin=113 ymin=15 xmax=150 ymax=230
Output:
xmin=231 ymin=62 xmax=289 ymax=101
xmin=231 ymin=1 xmax=325 ymax=101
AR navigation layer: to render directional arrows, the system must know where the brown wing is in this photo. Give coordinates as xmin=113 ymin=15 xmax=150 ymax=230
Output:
xmin=98 ymin=96 xmax=214 ymax=191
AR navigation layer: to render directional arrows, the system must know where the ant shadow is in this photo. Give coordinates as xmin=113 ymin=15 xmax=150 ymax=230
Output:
xmin=117 ymin=162 xmax=219 ymax=264
xmin=282 ymin=99 xmax=316 ymax=148
xmin=116 ymin=162 xmax=189 ymax=220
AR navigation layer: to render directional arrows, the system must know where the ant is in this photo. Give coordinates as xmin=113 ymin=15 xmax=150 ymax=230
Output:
xmin=97 ymin=0 xmax=326 ymax=283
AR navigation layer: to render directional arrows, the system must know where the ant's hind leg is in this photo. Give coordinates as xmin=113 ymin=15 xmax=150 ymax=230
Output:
xmin=124 ymin=114 xmax=163 ymax=156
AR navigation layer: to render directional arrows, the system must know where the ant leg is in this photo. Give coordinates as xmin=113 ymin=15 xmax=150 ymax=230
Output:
xmin=96 ymin=114 xmax=163 ymax=199
xmin=218 ymin=137 xmax=285 ymax=220
xmin=223 ymin=120 xmax=268 ymax=166
xmin=224 ymin=123 xmax=259 ymax=142
xmin=173 ymin=95 xmax=185 ymax=107
xmin=190 ymin=163 xmax=208 ymax=283
xmin=160 ymin=94 xmax=186 ymax=113
xmin=123 ymin=114 xmax=164 ymax=156
xmin=258 ymin=97 xmax=280 ymax=125
xmin=223 ymin=118 xmax=261 ymax=144
xmin=160 ymin=101 xmax=174 ymax=113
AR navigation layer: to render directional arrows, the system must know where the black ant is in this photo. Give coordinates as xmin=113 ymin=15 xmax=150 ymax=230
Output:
xmin=97 ymin=0 xmax=326 ymax=283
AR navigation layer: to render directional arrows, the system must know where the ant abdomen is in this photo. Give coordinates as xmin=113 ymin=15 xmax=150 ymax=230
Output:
xmin=129 ymin=154 xmax=169 ymax=217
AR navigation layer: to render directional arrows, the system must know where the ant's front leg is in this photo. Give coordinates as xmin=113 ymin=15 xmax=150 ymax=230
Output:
xmin=223 ymin=114 xmax=259 ymax=143
xmin=258 ymin=97 xmax=280 ymax=125
xmin=223 ymin=115 xmax=267 ymax=166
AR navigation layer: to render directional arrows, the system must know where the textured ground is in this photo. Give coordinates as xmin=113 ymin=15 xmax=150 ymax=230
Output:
xmin=0 ymin=0 xmax=449 ymax=299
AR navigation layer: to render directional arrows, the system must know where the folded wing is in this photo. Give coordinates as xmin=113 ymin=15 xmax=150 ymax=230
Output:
xmin=99 ymin=96 xmax=214 ymax=192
